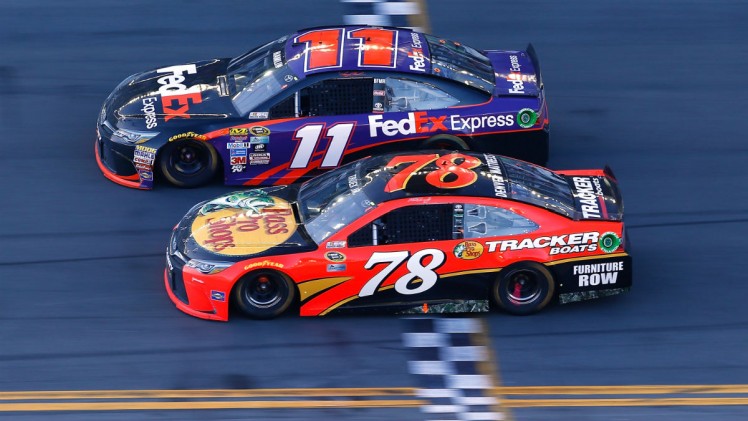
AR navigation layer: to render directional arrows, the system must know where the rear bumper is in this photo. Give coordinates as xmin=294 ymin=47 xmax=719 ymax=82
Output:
xmin=550 ymin=252 xmax=632 ymax=299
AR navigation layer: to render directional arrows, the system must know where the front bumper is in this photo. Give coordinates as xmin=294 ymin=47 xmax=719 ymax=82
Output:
xmin=164 ymin=250 xmax=231 ymax=321
xmin=95 ymin=128 xmax=154 ymax=189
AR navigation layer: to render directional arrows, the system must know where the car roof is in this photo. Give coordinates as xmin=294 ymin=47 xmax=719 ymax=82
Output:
xmin=284 ymin=25 xmax=434 ymax=79
xmin=354 ymin=151 xmax=577 ymax=218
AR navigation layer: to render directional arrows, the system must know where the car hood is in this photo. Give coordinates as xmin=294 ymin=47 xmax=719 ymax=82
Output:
xmin=172 ymin=185 xmax=317 ymax=261
xmin=103 ymin=59 xmax=238 ymax=130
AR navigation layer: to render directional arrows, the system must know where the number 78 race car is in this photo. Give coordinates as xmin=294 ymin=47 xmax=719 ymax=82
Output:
xmin=165 ymin=151 xmax=631 ymax=320
xmin=96 ymin=25 xmax=548 ymax=190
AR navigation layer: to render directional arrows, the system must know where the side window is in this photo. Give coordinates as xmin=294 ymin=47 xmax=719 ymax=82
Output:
xmin=384 ymin=77 xmax=460 ymax=112
xmin=300 ymin=78 xmax=374 ymax=116
xmin=463 ymin=204 xmax=539 ymax=238
xmin=348 ymin=204 xmax=455 ymax=247
xmin=268 ymin=95 xmax=296 ymax=119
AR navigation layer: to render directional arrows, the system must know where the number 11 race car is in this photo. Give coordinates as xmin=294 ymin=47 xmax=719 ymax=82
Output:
xmin=164 ymin=151 xmax=631 ymax=320
xmin=96 ymin=25 xmax=548 ymax=190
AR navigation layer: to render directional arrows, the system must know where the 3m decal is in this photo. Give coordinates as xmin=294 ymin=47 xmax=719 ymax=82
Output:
xmin=290 ymin=123 xmax=355 ymax=169
xmin=359 ymin=249 xmax=446 ymax=297
xmin=156 ymin=64 xmax=203 ymax=122
xmin=384 ymin=153 xmax=481 ymax=192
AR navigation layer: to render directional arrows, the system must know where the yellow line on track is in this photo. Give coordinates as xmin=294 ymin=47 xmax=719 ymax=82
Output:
xmin=0 ymin=387 xmax=415 ymax=400
xmin=503 ymin=397 xmax=748 ymax=408
xmin=4 ymin=385 xmax=748 ymax=411
xmin=496 ymin=384 xmax=748 ymax=395
xmin=0 ymin=400 xmax=425 ymax=412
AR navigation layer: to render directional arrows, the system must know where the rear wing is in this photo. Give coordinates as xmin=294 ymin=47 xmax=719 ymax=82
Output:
xmin=484 ymin=44 xmax=542 ymax=97
xmin=557 ymin=169 xmax=624 ymax=221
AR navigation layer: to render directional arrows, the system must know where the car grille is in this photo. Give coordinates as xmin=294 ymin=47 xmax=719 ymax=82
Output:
xmin=166 ymin=249 xmax=189 ymax=305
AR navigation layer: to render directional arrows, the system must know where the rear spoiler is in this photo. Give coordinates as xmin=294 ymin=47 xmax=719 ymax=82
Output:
xmin=485 ymin=45 xmax=543 ymax=97
xmin=526 ymin=43 xmax=543 ymax=90
xmin=558 ymin=170 xmax=624 ymax=221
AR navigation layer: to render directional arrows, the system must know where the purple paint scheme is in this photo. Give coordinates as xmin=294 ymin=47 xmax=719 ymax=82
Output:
xmin=96 ymin=25 xmax=549 ymax=190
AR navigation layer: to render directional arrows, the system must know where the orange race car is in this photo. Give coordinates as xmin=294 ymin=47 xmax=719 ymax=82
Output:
xmin=165 ymin=151 xmax=631 ymax=320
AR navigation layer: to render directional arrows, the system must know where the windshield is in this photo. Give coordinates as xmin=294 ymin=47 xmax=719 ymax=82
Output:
xmin=228 ymin=37 xmax=299 ymax=115
xmin=298 ymin=161 xmax=376 ymax=244
xmin=425 ymin=35 xmax=495 ymax=94
xmin=500 ymin=157 xmax=576 ymax=218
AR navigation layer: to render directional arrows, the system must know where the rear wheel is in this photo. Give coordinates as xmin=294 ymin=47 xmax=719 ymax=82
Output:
xmin=492 ymin=262 xmax=554 ymax=315
xmin=158 ymin=139 xmax=219 ymax=187
xmin=233 ymin=271 xmax=296 ymax=319
xmin=421 ymin=134 xmax=469 ymax=151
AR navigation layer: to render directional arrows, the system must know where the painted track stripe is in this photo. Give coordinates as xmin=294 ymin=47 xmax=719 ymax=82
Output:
xmin=0 ymin=399 xmax=424 ymax=412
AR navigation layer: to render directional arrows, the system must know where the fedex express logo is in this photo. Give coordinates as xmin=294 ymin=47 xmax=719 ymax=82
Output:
xmin=156 ymin=64 xmax=203 ymax=122
xmin=369 ymin=112 xmax=514 ymax=137
xmin=507 ymin=55 xmax=525 ymax=94
xmin=408 ymin=32 xmax=426 ymax=72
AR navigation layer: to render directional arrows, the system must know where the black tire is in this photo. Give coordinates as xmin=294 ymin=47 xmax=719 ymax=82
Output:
xmin=158 ymin=139 xmax=219 ymax=187
xmin=422 ymin=134 xmax=469 ymax=151
xmin=492 ymin=262 xmax=555 ymax=315
xmin=233 ymin=270 xmax=296 ymax=319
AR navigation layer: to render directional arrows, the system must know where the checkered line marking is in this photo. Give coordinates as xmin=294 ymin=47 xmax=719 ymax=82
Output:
xmin=402 ymin=318 xmax=507 ymax=421
xmin=341 ymin=0 xmax=428 ymax=32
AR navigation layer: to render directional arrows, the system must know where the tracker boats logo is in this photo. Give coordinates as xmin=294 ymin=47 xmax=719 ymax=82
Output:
xmin=156 ymin=64 xmax=203 ymax=122
xmin=572 ymin=177 xmax=604 ymax=219
xmin=485 ymin=232 xmax=600 ymax=255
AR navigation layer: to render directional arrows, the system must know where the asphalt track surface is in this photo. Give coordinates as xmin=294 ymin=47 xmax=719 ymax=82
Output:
xmin=1 ymin=0 xmax=747 ymax=420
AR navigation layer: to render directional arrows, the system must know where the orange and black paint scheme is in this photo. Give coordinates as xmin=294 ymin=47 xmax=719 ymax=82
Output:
xmin=165 ymin=151 xmax=631 ymax=321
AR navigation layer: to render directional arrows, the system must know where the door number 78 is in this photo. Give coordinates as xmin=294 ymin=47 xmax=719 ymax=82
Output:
xmin=359 ymin=249 xmax=446 ymax=297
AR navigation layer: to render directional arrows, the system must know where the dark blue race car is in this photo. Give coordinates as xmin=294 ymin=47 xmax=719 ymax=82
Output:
xmin=96 ymin=25 xmax=549 ymax=189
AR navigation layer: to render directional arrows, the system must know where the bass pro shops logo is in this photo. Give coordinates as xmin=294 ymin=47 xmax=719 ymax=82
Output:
xmin=156 ymin=64 xmax=203 ymax=122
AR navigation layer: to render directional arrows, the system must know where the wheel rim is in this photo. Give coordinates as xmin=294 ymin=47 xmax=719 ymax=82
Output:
xmin=170 ymin=142 xmax=209 ymax=176
xmin=505 ymin=270 xmax=541 ymax=304
xmin=244 ymin=274 xmax=285 ymax=309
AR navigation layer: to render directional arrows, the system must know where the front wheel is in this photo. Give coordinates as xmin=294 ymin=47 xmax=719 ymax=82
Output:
xmin=492 ymin=262 xmax=554 ymax=315
xmin=233 ymin=271 xmax=296 ymax=319
xmin=158 ymin=139 xmax=219 ymax=187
